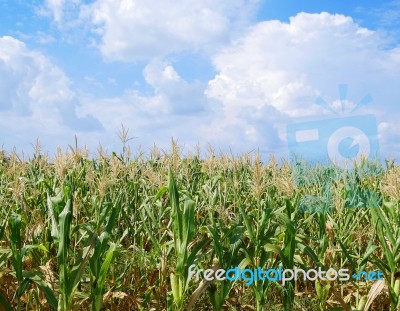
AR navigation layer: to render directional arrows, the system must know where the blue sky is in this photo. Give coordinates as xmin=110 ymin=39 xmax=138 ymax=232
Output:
xmin=1 ymin=0 xmax=400 ymax=162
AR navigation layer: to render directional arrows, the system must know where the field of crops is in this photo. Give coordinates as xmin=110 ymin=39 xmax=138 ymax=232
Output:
xmin=0 ymin=141 xmax=399 ymax=311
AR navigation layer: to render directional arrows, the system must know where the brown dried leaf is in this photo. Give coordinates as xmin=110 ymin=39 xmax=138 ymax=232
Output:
xmin=364 ymin=279 xmax=387 ymax=311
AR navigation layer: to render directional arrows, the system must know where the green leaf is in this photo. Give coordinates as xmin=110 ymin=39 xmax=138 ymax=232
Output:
xmin=0 ymin=212 xmax=8 ymax=241
xmin=154 ymin=186 xmax=168 ymax=201
xmin=264 ymin=243 xmax=281 ymax=255
xmin=93 ymin=243 xmax=117 ymax=311
xmin=29 ymin=274 xmax=58 ymax=310
xmin=239 ymin=205 xmax=256 ymax=244
xmin=9 ymin=213 xmax=23 ymax=282
xmin=337 ymin=240 xmax=357 ymax=271
xmin=0 ymin=291 xmax=12 ymax=311
xmin=360 ymin=245 xmax=378 ymax=271
xmin=298 ymin=243 xmax=324 ymax=268
xmin=47 ymin=194 xmax=59 ymax=239
xmin=16 ymin=278 xmax=31 ymax=298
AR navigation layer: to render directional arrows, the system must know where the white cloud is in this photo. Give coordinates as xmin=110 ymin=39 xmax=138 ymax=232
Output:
xmin=37 ymin=0 xmax=83 ymax=30
xmin=0 ymin=36 xmax=102 ymax=151
xmin=207 ymin=12 xmax=388 ymax=117
xmin=84 ymin=0 xmax=258 ymax=61
xmin=205 ymin=12 xmax=400 ymax=157
xmin=0 ymin=38 xmax=210 ymax=153
xmin=3 ymin=10 xmax=400 ymax=160
xmin=76 ymin=60 xmax=209 ymax=151
xmin=142 ymin=60 xmax=207 ymax=114
xmin=45 ymin=0 xmax=66 ymax=24
xmin=0 ymin=36 xmax=73 ymax=114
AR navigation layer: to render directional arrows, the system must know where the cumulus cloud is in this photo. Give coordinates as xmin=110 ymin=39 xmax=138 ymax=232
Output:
xmin=0 ymin=36 xmax=102 ymax=151
xmin=37 ymin=0 xmax=83 ymax=31
xmin=205 ymin=12 xmax=400 ymax=157
xmin=0 ymin=36 xmax=74 ymax=113
xmin=66 ymin=12 xmax=400 ymax=158
xmin=83 ymin=0 xmax=258 ymax=61
xmin=76 ymin=60 xmax=210 ymax=151
xmin=4 ymin=10 xmax=400 ymax=160
xmin=44 ymin=0 xmax=66 ymax=24
xmin=77 ymin=93 xmax=210 ymax=152
xmin=142 ymin=60 xmax=207 ymax=114
xmin=207 ymin=12 xmax=391 ymax=116
xmin=0 ymin=41 xmax=210 ymax=153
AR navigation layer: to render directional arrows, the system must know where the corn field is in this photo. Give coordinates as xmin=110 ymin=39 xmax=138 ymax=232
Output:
xmin=0 ymin=140 xmax=399 ymax=311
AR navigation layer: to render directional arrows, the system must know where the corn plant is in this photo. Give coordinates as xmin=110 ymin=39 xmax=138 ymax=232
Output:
xmin=8 ymin=213 xmax=23 ymax=310
xmin=167 ymin=168 xmax=208 ymax=311
xmin=1 ymin=145 xmax=400 ymax=310
xmin=47 ymin=182 xmax=97 ymax=310
xmin=369 ymin=200 xmax=400 ymax=310
xmin=7 ymin=212 xmax=57 ymax=310
xmin=237 ymin=195 xmax=286 ymax=311
xmin=88 ymin=196 xmax=122 ymax=311
xmin=0 ymin=213 xmax=10 ymax=311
